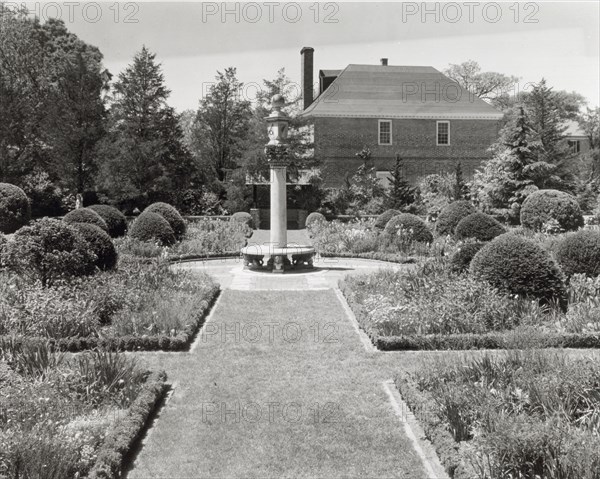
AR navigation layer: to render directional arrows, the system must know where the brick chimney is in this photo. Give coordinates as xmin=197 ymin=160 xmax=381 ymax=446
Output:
xmin=380 ymin=58 xmax=388 ymax=66
xmin=301 ymin=47 xmax=314 ymax=110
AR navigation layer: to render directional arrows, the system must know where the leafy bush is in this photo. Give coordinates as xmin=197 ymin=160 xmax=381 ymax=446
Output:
xmin=471 ymin=233 xmax=568 ymax=310
xmin=3 ymin=218 xmax=96 ymax=286
xmin=520 ymin=189 xmax=584 ymax=232
xmin=374 ymin=209 xmax=400 ymax=230
xmin=435 ymin=200 xmax=476 ymax=236
xmin=63 ymin=208 xmax=109 ymax=233
xmin=129 ymin=211 xmax=176 ymax=246
xmin=0 ymin=234 xmax=6 ymax=266
xmin=306 ymin=212 xmax=326 ymax=228
xmin=230 ymin=211 xmax=254 ymax=230
xmin=383 ymin=213 xmax=433 ymax=244
xmin=555 ymin=229 xmax=600 ymax=278
xmin=0 ymin=183 xmax=31 ymax=234
xmin=450 ymin=242 xmax=486 ymax=273
xmin=145 ymin=202 xmax=186 ymax=239
xmin=455 ymin=212 xmax=506 ymax=242
xmin=73 ymin=224 xmax=118 ymax=271
xmin=88 ymin=204 xmax=128 ymax=237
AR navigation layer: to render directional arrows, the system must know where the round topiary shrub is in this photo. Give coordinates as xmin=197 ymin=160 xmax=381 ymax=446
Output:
xmin=0 ymin=234 xmax=6 ymax=268
xmin=306 ymin=212 xmax=326 ymax=228
xmin=470 ymin=233 xmax=567 ymax=310
xmin=129 ymin=211 xmax=176 ymax=246
xmin=145 ymin=202 xmax=186 ymax=239
xmin=450 ymin=242 xmax=486 ymax=273
xmin=520 ymin=189 xmax=584 ymax=232
xmin=455 ymin=212 xmax=506 ymax=242
xmin=230 ymin=211 xmax=255 ymax=229
xmin=374 ymin=209 xmax=401 ymax=230
xmin=0 ymin=183 xmax=31 ymax=234
xmin=72 ymin=223 xmax=118 ymax=271
xmin=435 ymin=200 xmax=476 ymax=236
xmin=88 ymin=204 xmax=128 ymax=238
xmin=63 ymin=208 xmax=109 ymax=233
xmin=383 ymin=213 xmax=433 ymax=244
xmin=555 ymin=229 xmax=600 ymax=278
xmin=3 ymin=218 xmax=95 ymax=285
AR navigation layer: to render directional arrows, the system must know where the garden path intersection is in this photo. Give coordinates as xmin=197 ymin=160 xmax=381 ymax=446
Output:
xmin=125 ymin=246 xmax=449 ymax=478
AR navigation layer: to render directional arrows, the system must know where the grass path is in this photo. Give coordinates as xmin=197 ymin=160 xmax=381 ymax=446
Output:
xmin=127 ymin=289 xmax=428 ymax=478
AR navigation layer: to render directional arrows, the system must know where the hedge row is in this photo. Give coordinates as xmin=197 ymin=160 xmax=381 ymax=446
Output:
xmin=88 ymin=370 xmax=169 ymax=479
xmin=318 ymin=251 xmax=417 ymax=264
xmin=339 ymin=281 xmax=600 ymax=351
xmin=0 ymin=287 xmax=220 ymax=352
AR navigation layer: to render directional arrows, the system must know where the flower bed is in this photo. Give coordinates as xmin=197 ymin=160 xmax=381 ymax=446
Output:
xmin=396 ymin=351 xmax=600 ymax=478
xmin=0 ymin=340 xmax=167 ymax=477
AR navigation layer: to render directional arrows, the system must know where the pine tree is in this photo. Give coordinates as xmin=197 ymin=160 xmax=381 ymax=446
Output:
xmin=386 ymin=155 xmax=416 ymax=209
xmin=453 ymin=161 xmax=469 ymax=200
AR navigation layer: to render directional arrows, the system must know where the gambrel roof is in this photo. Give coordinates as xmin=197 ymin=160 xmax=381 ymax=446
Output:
xmin=301 ymin=64 xmax=503 ymax=120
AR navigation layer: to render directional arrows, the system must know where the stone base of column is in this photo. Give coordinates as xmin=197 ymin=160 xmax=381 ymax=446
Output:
xmin=240 ymin=245 xmax=316 ymax=273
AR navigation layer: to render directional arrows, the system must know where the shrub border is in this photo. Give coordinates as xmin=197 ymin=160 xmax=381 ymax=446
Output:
xmin=0 ymin=286 xmax=220 ymax=352
xmin=318 ymin=251 xmax=417 ymax=264
xmin=87 ymin=370 xmax=169 ymax=479
xmin=339 ymin=280 xmax=600 ymax=351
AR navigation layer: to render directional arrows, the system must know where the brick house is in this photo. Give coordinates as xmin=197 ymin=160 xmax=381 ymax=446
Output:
xmin=563 ymin=120 xmax=591 ymax=155
xmin=298 ymin=47 xmax=504 ymax=187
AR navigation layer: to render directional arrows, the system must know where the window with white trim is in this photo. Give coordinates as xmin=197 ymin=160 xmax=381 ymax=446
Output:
xmin=437 ymin=121 xmax=450 ymax=145
xmin=378 ymin=120 xmax=392 ymax=145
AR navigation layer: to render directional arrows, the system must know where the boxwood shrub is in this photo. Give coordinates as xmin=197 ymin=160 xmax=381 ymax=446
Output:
xmin=306 ymin=212 xmax=326 ymax=228
xmin=230 ymin=211 xmax=254 ymax=229
xmin=455 ymin=212 xmax=506 ymax=242
xmin=145 ymin=202 xmax=186 ymax=239
xmin=555 ymin=229 xmax=600 ymax=278
xmin=435 ymin=200 xmax=476 ymax=236
xmin=129 ymin=211 xmax=176 ymax=246
xmin=3 ymin=218 xmax=96 ymax=286
xmin=63 ymin=208 xmax=109 ymax=233
xmin=374 ymin=209 xmax=400 ymax=230
xmin=450 ymin=242 xmax=486 ymax=273
xmin=383 ymin=213 xmax=433 ymax=244
xmin=471 ymin=233 xmax=568 ymax=311
xmin=88 ymin=204 xmax=128 ymax=237
xmin=520 ymin=189 xmax=584 ymax=232
xmin=73 ymin=223 xmax=118 ymax=271
xmin=0 ymin=183 xmax=31 ymax=234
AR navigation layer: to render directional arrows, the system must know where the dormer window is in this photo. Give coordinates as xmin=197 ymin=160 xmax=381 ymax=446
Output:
xmin=379 ymin=120 xmax=392 ymax=145
xmin=437 ymin=121 xmax=450 ymax=145
xmin=568 ymin=140 xmax=581 ymax=153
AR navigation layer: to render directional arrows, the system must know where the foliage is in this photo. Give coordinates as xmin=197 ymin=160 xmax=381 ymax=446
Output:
xmin=374 ymin=209 xmax=401 ymax=230
xmin=306 ymin=212 xmax=326 ymax=228
xmin=383 ymin=213 xmax=433 ymax=245
xmin=230 ymin=211 xmax=254 ymax=230
xmin=435 ymin=200 xmax=476 ymax=236
xmin=73 ymin=223 xmax=118 ymax=271
xmin=455 ymin=213 xmax=506 ymax=242
xmin=520 ymin=189 xmax=584 ymax=232
xmin=18 ymin=169 xmax=67 ymax=217
xmin=128 ymin=211 xmax=175 ymax=246
xmin=145 ymin=202 xmax=186 ymax=239
xmin=452 ymin=161 xmax=469 ymax=200
xmin=555 ymin=229 xmax=600 ymax=278
xmin=385 ymin=156 xmax=417 ymax=210
xmin=449 ymin=242 xmax=486 ymax=273
xmin=347 ymin=149 xmax=386 ymax=215
xmin=3 ymin=218 xmax=95 ymax=286
xmin=471 ymin=233 xmax=568 ymax=310
xmin=63 ymin=207 xmax=109 ymax=232
xmin=417 ymin=173 xmax=456 ymax=221
xmin=88 ymin=204 xmax=128 ymax=237
xmin=223 ymin=168 xmax=253 ymax=213
xmin=0 ymin=183 xmax=31 ymax=233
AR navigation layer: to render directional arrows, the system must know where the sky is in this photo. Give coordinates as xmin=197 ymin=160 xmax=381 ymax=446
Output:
xmin=22 ymin=1 xmax=600 ymax=112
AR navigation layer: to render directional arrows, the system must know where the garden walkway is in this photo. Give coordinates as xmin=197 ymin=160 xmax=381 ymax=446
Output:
xmin=127 ymin=235 xmax=444 ymax=478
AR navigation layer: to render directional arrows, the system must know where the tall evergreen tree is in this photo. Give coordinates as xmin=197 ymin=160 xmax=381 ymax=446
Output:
xmin=453 ymin=161 xmax=469 ymax=200
xmin=386 ymin=155 xmax=416 ymax=209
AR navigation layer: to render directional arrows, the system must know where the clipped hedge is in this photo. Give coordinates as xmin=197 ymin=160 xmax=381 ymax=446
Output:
xmin=383 ymin=213 xmax=433 ymax=244
xmin=88 ymin=204 xmax=128 ymax=237
xmin=63 ymin=208 xmax=109 ymax=233
xmin=374 ymin=209 xmax=400 ymax=230
xmin=555 ymin=229 xmax=600 ymax=278
xmin=455 ymin=212 xmax=506 ymax=242
xmin=230 ymin=211 xmax=254 ymax=229
xmin=435 ymin=201 xmax=476 ymax=236
xmin=449 ymin=242 xmax=485 ymax=273
xmin=471 ymin=233 xmax=568 ymax=311
xmin=87 ymin=370 xmax=168 ymax=479
xmin=146 ymin=202 xmax=186 ymax=239
xmin=73 ymin=223 xmax=118 ymax=271
xmin=306 ymin=212 xmax=326 ymax=228
xmin=129 ymin=211 xmax=176 ymax=246
xmin=0 ymin=183 xmax=31 ymax=234
xmin=318 ymin=250 xmax=416 ymax=264
xmin=520 ymin=189 xmax=584 ymax=232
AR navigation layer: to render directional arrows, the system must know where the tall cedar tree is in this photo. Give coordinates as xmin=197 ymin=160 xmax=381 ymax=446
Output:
xmin=192 ymin=68 xmax=252 ymax=186
xmin=98 ymin=47 xmax=193 ymax=200
xmin=386 ymin=155 xmax=416 ymax=209
xmin=453 ymin=161 xmax=469 ymax=200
